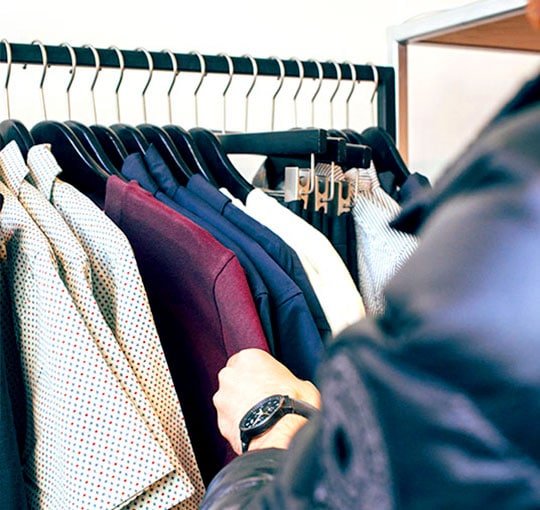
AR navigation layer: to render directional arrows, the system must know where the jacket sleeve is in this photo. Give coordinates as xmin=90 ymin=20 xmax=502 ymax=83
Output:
xmin=202 ymin=334 xmax=540 ymax=510
xmin=201 ymin=103 xmax=540 ymax=509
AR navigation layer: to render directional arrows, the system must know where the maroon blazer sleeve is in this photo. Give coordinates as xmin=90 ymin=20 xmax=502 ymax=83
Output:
xmin=215 ymin=257 xmax=269 ymax=358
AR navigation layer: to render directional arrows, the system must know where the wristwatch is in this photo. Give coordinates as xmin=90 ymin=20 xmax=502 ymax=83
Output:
xmin=239 ymin=394 xmax=318 ymax=453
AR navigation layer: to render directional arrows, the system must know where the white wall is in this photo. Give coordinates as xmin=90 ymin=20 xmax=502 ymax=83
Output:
xmin=407 ymin=45 xmax=540 ymax=180
xmin=1 ymin=0 xmax=538 ymax=180
xmin=2 ymin=1 xmax=474 ymax=62
xmin=2 ymin=0 xmax=471 ymax=127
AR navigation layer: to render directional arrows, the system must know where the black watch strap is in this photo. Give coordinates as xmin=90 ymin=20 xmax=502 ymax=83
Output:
xmin=281 ymin=395 xmax=317 ymax=419
xmin=240 ymin=395 xmax=318 ymax=453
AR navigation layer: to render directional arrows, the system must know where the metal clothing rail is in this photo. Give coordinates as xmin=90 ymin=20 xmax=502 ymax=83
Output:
xmin=0 ymin=42 xmax=396 ymax=139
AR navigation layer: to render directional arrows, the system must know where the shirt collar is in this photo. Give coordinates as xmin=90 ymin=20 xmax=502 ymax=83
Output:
xmin=121 ymin=153 xmax=160 ymax=196
xmin=26 ymin=144 xmax=62 ymax=200
xmin=187 ymin=173 xmax=230 ymax=214
xmin=0 ymin=141 xmax=31 ymax=197
xmin=143 ymin=144 xmax=181 ymax=197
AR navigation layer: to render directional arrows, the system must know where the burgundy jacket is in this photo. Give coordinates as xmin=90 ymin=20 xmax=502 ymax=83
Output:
xmin=105 ymin=177 xmax=269 ymax=484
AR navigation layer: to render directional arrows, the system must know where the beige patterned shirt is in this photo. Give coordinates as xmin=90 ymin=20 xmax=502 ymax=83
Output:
xmin=0 ymin=177 xmax=176 ymax=509
xmin=0 ymin=141 xmax=204 ymax=508
xmin=26 ymin=144 xmax=204 ymax=509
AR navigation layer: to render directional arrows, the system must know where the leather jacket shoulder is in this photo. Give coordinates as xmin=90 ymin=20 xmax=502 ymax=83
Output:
xmin=201 ymin=74 xmax=540 ymax=510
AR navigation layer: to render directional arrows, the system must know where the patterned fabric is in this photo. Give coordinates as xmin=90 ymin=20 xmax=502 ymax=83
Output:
xmin=0 ymin=142 xmax=202 ymax=508
xmin=26 ymin=144 xmax=204 ymax=508
xmin=244 ymin=188 xmax=365 ymax=338
xmin=315 ymin=163 xmax=418 ymax=315
xmin=0 ymin=178 xmax=175 ymax=509
xmin=313 ymin=162 xmax=345 ymax=182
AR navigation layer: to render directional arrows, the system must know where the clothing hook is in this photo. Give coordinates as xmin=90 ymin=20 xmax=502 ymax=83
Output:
xmin=189 ymin=51 xmax=206 ymax=127
xmin=309 ymin=59 xmax=323 ymax=127
xmin=291 ymin=57 xmax=304 ymax=128
xmin=162 ymin=49 xmax=179 ymax=124
xmin=61 ymin=42 xmax=77 ymax=120
xmin=344 ymin=61 xmax=357 ymax=129
xmin=218 ymin=53 xmax=234 ymax=134
xmin=321 ymin=161 xmax=336 ymax=203
xmin=327 ymin=60 xmax=342 ymax=129
xmin=269 ymin=56 xmax=285 ymax=131
xmin=108 ymin=46 xmax=124 ymax=123
xmin=32 ymin=40 xmax=48 ymax=120
xmin=242 ymin=54 xmax=258 ymax=132
xmin=302 ymin=152 xmax=316 ymax=196
xmin=84 ymin=44 xmax=102 ymax=123
xmin=1 ymin=39 xmax=12 ymax=119
xmin=136 ymin=47 xmax=154 ymax=123
xmin=367 ymin=62 xmax=379 ymax=126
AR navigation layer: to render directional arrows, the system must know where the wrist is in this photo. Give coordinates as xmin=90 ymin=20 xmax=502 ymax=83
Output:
xmin=289 ymin=381 xmax=321 ymax=410
xmin=247 ymin=414 xmax=308 ymax=452
xmin=238 ymin=382 xmax=321 ymax=454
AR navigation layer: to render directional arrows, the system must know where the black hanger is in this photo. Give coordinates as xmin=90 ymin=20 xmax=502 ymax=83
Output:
xmin=339 ymin=143 xmax=372 ymax=170
xmin=111 ymin=124 xmax=149 ymax=155
xmin=342 ymin=128 xmax=401 ymax=198
xmin=329 ymin=129 xmax=373 ymax=168
xmin=137 ymin=124 xmax=193 ymax=185
xmin=219 ymin=129 xmax=327 ymax=157
xmin=269 ymin=142 xmax=372 ymax=187
xmin=31 ymin=121 xmax=109 ymax=206
xmin=163 ymin=125 xmax=218 ymax=186
xmin=70 ymin=45 xmax=128 ymax=168
xmin=253 ymin=136 xmax=343 ymax=186
xmin=0 ymin=41 xmax=35 ymax=157
xmin=341 ymin=128 xmax=364 ymax=144
xmin=217 ymin=129 xmax=326 ymax=191
xmin=0 ymin=120 xmax=34 ymax=158
xmin=328 ymin=128 xmax=351 ymax=140
xmin=65 ymin=121 xmax=123 ymax=177
xmin=219 ymin=129 xmax=372 ymax=188
xmin=360 ymin=127 xmax=409 ymax=185
xmin=90 ymin=125 xmax=128 ymax=170
xmin=190 ymin=127 xmax=253 ymax=202
xmin=217 ymin=129 xmax=370 ymax=166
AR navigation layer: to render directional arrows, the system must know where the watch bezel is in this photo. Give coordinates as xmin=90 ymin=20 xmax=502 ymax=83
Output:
xmin=239 ymin=394 xmax=286 ymax=437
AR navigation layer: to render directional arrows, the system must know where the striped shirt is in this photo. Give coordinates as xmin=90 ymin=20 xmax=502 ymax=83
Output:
xmin=315 ymin=163 xmax=418 ymax=316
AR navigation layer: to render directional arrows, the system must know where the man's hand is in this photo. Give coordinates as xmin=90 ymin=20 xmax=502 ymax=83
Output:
xmin=213 ymin=349 xmax=321 ymax=454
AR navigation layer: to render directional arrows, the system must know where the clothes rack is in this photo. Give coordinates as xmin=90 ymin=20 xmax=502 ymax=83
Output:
xmin=0 ymin=42 xmax=396 ymax=139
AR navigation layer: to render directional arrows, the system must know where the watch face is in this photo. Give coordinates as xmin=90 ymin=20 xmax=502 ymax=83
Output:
xmin=240 ymin=395 xmax=283 ymax=431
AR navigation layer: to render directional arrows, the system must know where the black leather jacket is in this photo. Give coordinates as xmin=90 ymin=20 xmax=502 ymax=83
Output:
xmin=201 ymin=73 xmax=540 ymax=510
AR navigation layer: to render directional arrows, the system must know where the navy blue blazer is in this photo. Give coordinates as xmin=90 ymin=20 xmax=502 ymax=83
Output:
xmin=186 ymin=174 xmax=332 ymax=344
